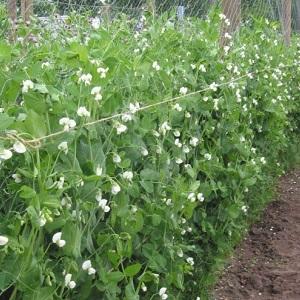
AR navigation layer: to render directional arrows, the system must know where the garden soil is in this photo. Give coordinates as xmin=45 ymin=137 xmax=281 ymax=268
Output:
xmin=214 ymin=170 xmax=300 ymax=300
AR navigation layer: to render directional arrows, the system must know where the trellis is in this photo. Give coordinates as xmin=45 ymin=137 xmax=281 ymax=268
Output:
xmin=6 ymin=0 xmax=293 ymax=46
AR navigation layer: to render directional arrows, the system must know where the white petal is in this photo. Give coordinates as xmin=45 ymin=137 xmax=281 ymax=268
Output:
xmin=0 ymin=235 xmax=9 ymax=246
xmin=52 ymin=232 xmax=62 ymax=243
xmin=13 ymin=141 xmax=27 ymax=154
xmin=82 ymin=260 xmax=92 ymax=271
xmin=0 ymin=149 xmax=13 ymax=160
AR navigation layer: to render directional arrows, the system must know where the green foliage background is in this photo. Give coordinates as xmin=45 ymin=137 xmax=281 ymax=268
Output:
xmin=0 ymin=5 xmax=300 ymax=300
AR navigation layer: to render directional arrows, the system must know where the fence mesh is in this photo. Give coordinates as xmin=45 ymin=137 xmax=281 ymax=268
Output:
xmin=1 ymin=1 xmax=300 ymax=36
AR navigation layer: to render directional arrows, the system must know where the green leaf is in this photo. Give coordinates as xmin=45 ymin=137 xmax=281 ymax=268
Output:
xmin=0 ymin=42 xmax=11 ymax=62
xmin=124 ymin=263 xmax=142 ymax=277
xmin=106 ymin=271 xmax=125 ymax=283
xmin=23 ymin=110 xmax=47 ymax=138
xmin=19 ymin=186 xmax=36 ymax=199
xmin=0 ymin=114 xmax=14 ymax=132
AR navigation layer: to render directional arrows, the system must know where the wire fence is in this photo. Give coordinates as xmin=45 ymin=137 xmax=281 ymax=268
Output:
xmin=1 ymin=1 xmax=300 ymax=43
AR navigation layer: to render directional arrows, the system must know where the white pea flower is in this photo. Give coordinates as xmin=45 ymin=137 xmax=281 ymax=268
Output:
xmin=129 ymin=102 xmax=140 ymax=114
xmin=177 ymin=248 xmax=184 ymax=257
xmin=64 ymin=273 xmax=76 ymax=289
xmin=113 ymin=154 xmax=121 ymax=164
xmin=41 ymin=61 xmax=51 ymax=69
xmin=122 ymin=171 xmax=133 ymax=181
xmin=82 ymin=260 xmax=92 ymax=271
xmin=97 ymin=67 xmax=109 ymax=78
xmin=96 ymin=165 xmax=103 ymax=176
xmin=260 ymin=157 xmax=266 ymax=165
xmin=191 ymin=64 xmax=196 ymax=70
xmin=59 ymin=117 xmax=76 ymax=132
xmin=88 ymin=267 xmax=96 ymax=275
xmin=141 ymin=283 xmax=147 ymax=292
xmin=91 ymin=17 xmax=101 ymax=29
xmin=209 ymin=82 xmax=218 ymax=91
xmin=186 ymin=257 xmax=194 ymax=266
xmin=56 ymin=177 xmax=65 ymax=190
xmin=22 ymin=80 xmax=34 ymax=93
xmin=179 ymin=87 xmax=188 ymax=95
xmin=199 ymin=64 xmax=206 ymax=72
xmin=0 ymin=235 xmax=8 ymax=246
xmin=52 ymin=232 xmax=66 ymax=247
xmin=12 ymin=173 xmax=22 ymax=183
xmin=190 ymin=137 xmax=199 ymax=147
xmin=197 ymin=193 xmax=205 ymax=202
xmin=0 ymin=108 xmax=4 ymax=113
xmin=98 ymin=198 xmax=110 ymax=212
xmin=39 ymin=213 xmax=47 ymax=227
xmin=152 ymin=61 xmax=160 ymax=71
xmin=78 ymin=73 xmax=92 ymax=86
xmin=173 ymin=130 xmax=181 ymax=137
xmin=141 ymin=147 xmax=149 ymax=156
xmin=159 ymin=121 xmax=171 ymax=135
xmin=91 ymin=86 xmax=102 ymax=101
xmin=166 ymin=199 xmax=172 ymax=206
xmin=183 ymin=145 xmax=190 ymax=154
xmin=175 ymin=157 xmax=184 ymax=165
xmin=173 ymin=103 xmax=183 ymax=112
xmin=204 ymin=153 xmax=212 ymax=161
xmin=122 ymin=113 xmax=133 ymax=122
xmin=188 ymin=192 xmax=196 ymax=202
xmin=175 ymin=139 xmax=182 ymax=148
xmin=111 ymin=183 xmax=121 ymax=195
xmin=116 ymin=123 xmax=127 ymax=135
xmin=131 ymin=206 xmax=138 ymax=213
xmin=159 ymin=287 xmax=168 ymax=299
xmin=242 ymin=205 xmax=248 ymax=213
xmin=0 ymin=149 xmax=13 ymax=160
xmin=185 ymin=111 xmax=191 ymax=118
xmin=58 ymin=141 xmax=68 ymax=154
xmin=77 ymin=106 xmax=90 ymax=118
xmin=68 ymin=281 xmax=76 ymax=289
xmin=13 ymin=141 xmax=26 ymax=154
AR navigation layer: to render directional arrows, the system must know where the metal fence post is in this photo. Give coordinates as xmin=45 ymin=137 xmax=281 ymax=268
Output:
xmin=7 ymin=0 xmax=17 ymax=42
xmin=282 ymin=0 xmax=292 ymax=46
xmin=220 ymin=0 xmax=241 ymax=47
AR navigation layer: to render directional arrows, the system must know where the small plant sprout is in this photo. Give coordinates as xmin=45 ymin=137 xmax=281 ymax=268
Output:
xmin=52 ymin=232 xmax=66 ymax=247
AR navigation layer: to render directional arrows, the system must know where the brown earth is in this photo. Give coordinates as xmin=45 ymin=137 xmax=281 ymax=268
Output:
xmin=214 ymin=170 xmax=300 ymax=300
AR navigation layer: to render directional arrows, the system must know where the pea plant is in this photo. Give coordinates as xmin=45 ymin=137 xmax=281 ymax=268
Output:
xmin=0 ymin=10 xmax=299 ymax=300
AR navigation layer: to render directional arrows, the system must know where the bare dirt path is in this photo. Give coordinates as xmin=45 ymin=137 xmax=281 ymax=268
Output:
xmin=214 ymin=170 xmax=300 ymax=300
